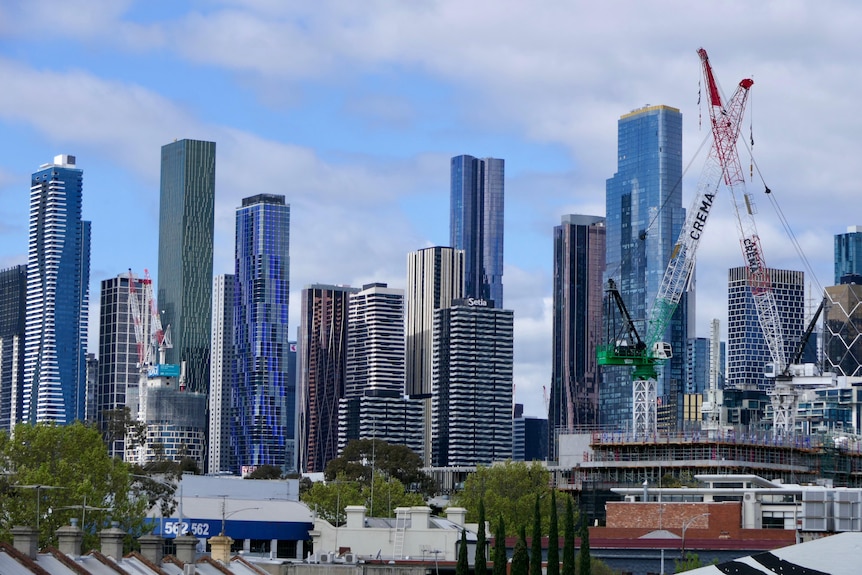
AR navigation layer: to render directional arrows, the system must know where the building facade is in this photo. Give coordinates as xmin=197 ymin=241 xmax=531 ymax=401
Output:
xmin=835 ymin=226 xmax=862 ymax=284
xmin=298 ymin=284 xmax=358 ymax=473
xmin=23 ymin=155 xmax=91 ymax=424
xmin=550 ymin=214 xmax=605 ymax=459
xmin=232 ymin=194 xmax=293 ymax=473
xmin=823 ymin=282 xmax=862 ymax=378
xmin=602 ymin=105 xmax=686 ymax=430
xmin=0 ymin=265 xmax=26 ymax=431
xmin=727 ymin=267 xmax=805 ymax=390
xmin=450 ymin=155 xmax=504 ymax=307
xmin=157 ymin=139 xmax=215 ymax=395
xmin=431 ymin=298 xmax=514 ymax=467
xmin=208 ymin=273 xmax=235 ymax=474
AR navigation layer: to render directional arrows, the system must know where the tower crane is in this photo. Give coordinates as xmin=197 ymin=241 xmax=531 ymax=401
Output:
xmin=598 ymin=48 xmax=756 ymax=437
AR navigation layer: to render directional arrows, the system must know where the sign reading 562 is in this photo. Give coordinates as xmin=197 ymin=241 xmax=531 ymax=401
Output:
xmin=163 ymin=520 xmax=211 ymax=537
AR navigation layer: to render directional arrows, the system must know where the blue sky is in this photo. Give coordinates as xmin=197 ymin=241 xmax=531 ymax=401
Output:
xmin=1 ymin=1 xmax=859 ymax=417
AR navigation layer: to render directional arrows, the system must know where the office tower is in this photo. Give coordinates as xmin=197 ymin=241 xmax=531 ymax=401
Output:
xmin=96 ymin=273 xmax=148 ymax=457
xmin=602 ymin=105 xmax=686 ymax=430
xmin=686 ymin=338 xmax=710 ymax=395
xmin=298 ymin=284 xmax=358 ymax=473
xmin=823 ymin=281 xmax=862 ymax=377
xmin=513 ymin=404 xmax=549 ymax=462
xmin=23 ymin=154 xmax=91 ymax=424
xmin=208 ymin=274 xmax=235 ymax=474
xmin=835 ymin=226 xmax=862 ymax=284
xmin=431 ymin=298 xmax=514 ymax=467
xmin=0 ymin=265 xmax=26 ymax=431
xmin=339 ymin=283 xmax=423 ymax=455
xmin=232 ymin=194 xmax=292 ymax=474
xmin=550 ymin=214 xmax=605 ymax=459
xmin=450 ymin=155 xmax=504 ymax=307
xmin=157 ymin=139 xmax=215 ymax=394
xmin=727 ymin=267 xmax=805 ymax=390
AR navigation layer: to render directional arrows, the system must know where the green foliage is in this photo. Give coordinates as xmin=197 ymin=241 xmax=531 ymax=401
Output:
xmin=511 ymin=525 xmax=529 ymax=575
xmin=531 ymin=494 xmax=542 ymax=575
xmin=475 ymin=498 xmax=488 ymax=575
xmin=300 ymin=473 xmax=424 ymax=525
xmin=674 ymin=552 xmax=707 ymax=573
xmin=493 ymin=515 xmax=507 ymax=575
xmin=0 ymin=422 xmax=150 ymax=551
xmin=577 ymin=520 xmax=591 ymax=575
xmin=456 ymin=461 xmax=567 ymax=536
xmin=562 ymin=498 xmax=575 ymax=575
xmin=547 ymin=491 xmax=560 ymax=575
xmin=456 ymin=529 xmax=469 ymax=575
xmin=324 ymin=439 xmax=434 ymax=494
xmin=246 ymin=465 xmax=283 ymax=479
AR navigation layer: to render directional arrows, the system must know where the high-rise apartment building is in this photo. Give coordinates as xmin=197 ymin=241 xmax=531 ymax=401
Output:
xmin=232 ymin=194 xmax=292 ymax=473
xmin=513 ymin=403 xmax=549 ymax=462
xmin=550 ymin=214 xmax=605 ymax=459
xmin=0 ymin=265 xmax=26 ymax=431
xmin=823 ymin=281 xmax=862 ymax=377
xmin=23 ymin=155 xmax=91 ymax=424
xmin=157 ymin=139 xmax=215 ymax=394
xmin=602 ymin=105 xmax=686 ymax=430
xmin=727 ymin=267 xmax=805 ymax=390
xmin=298 ymin=284 xmax=358 ymax=473
xmin=450 ymin=155 xmax=504 ymax=307
xmin=339 ymin=283 xmax=423 ymax=455
xmin=431 ymin=298 xmax=513 ymax=467
xmin=835 ymin=226 xmax=862 ymax=284
xmin=96 ymin=273 xmax=148 ymax=457
xmin=208 ymin=273 xmax=235 ymax=474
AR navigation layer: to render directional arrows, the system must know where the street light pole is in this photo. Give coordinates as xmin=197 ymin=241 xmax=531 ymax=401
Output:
xmin=680 ymin=512 xmax=710 ymax=561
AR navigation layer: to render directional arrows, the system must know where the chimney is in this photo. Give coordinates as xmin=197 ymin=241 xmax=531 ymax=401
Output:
xmin=11 ymin=526 xmax=39 ymax=559
xmin=57 ymin=518 xmax=83 ymax=556
xmin=409 ymin=506 xmax=431 ymax=529
xmin=209 ymin=534 xmax=233 ymax=563
xmin=174 ymin=534 xmax=198 ymax=565
xmin=446 ymin=507 xmax=467 ymax=527
xmin=345 ymin=505 xmax=367 ymax=528
xmin=99 ymin=521 xmax=126 ymax=560
xmin=138 ymin=533 xmax=164 ymax=565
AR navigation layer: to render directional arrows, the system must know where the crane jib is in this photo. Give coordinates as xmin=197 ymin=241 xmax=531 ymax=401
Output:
xmin=688 ymin=193 xmax=715 ymax=241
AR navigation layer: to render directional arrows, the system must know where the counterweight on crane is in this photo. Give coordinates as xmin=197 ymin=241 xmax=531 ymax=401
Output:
xmin=598 ymin=48 xmax=756 ymax=437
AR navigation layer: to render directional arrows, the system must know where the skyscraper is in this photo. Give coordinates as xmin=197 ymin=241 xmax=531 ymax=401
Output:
xmin=450 ymin=155 xmax=504 ymax=307
xmin=298 ymin=284 xmax=358 ymax=473
xmin=727 ymin=267 xmax=805 ymax=390
xmin=0 ymin=265 xmax=26 ymax=431
xmin=550 ymin=214 xmax=605 ymax=459
xmin=23 ymin=155 xmax=91 ymax=424
xmin=602 ymin=105 xmax=686 ymax=430
xmin=208 ymin=273 xmax=235 ymax=474
xmin=835 ymin=226 xmax=862 ymax=284
xmin=232 ymin=194 xmax=292 ymax=473
xmin=157 ymin=139 xmax=215 ymax=394
xmin=431 ymin=298 xmax=514 ymax=467
xmin=823 ymin=281 xmax=862 ymax=377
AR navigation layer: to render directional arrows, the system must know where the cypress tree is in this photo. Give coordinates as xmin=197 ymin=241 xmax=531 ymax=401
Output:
xmin=476 ymin=498 xmax=488 ymax=575
xmin=511 ymin=525 xmax=529 ymax=575
xmin=493 ymin=515 xmax=508 ymax=575
xmin=578 ymin=519 xmax=591 ymax=575
xmin=547 ymin=491 xmax=559 ymax=575
xmin=531 ymin=494 xmax=542 ymax=575
xmin=456 ymin=529 xmax=469 ymax=575
xmin=562 ymin=497 xmax=575 ymax=575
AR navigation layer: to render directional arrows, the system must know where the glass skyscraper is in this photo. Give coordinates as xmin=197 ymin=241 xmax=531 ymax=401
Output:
xmin=603 ymin=105 xmax=687 ymax=430
xmin=232 ymin=194 xmax=293 ymax=473
xmin=450 ymin=155 xmax=504 ymax=308
xmin=550 ymin=215 xmax=605 ymax=459
xmin=157 ymin=139 xmax=215 ymax=394
xmin=208 ymin=273 xmax=235 ymax=474
xmin=0 ymin=265 xmax=26 ymax=431
xmin=835 ymin=226 xmax=862 ymax=284
xmin=23 ymin=155 xmax=91 ymax=424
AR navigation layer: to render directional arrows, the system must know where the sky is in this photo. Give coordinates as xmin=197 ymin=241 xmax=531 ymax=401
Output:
xmin=0 ymin=0 xmax=858 ymax=419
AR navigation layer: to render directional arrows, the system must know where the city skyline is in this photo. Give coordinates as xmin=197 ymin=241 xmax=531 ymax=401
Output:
xmin=2 ymin=3 xmax=857 ymax=418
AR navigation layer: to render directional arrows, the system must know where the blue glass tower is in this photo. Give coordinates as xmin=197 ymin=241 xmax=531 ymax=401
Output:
xmin=835 ymin=226 xmax=862 ymax=284
xmin=23 ymin=155 xmax=91 ymax=424
xmin=450 ymin=155 xmax=504 ymax=307
xmin=232 ymin=194 xmax=292 ymax=473
xmin=602 ymin=105 xmax=687 ymax=430
xmin=0 ymin=265 xmax=27 ymax=431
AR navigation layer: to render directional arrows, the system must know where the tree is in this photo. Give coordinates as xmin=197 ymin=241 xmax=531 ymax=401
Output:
xmin=511 ymin=525 xmax=529 ymax=575
xmin=0 ymin=422 xmax=150 ymax=551
xmin=547 ymin=491 xmax=560 ymax=575
xmin=675 ymin=552 xmax=715 ymax=573
xmin=456 ymin=529 xmax=469 ymax=575
xmin=456 ymin=461 xmax=562 ymax=536
xmin=531 ymin=494 xmax=542 ymax=575
xmin=493 ymin=515 xmax=507 ymax=575
xmin=246 ymin=465 xmax=283 ymax=479
xmin=324 ymin=439 xmax=435 ymax=494
xmin=475 ymin=498 xmax=488 ymax=575
xmin=577 ymin=519 xmax=591 ymax=575
xmin=300 ymin=473 xmax=424 ymax=524
xmin=562 ymin=497 xmax=575 ymax=575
